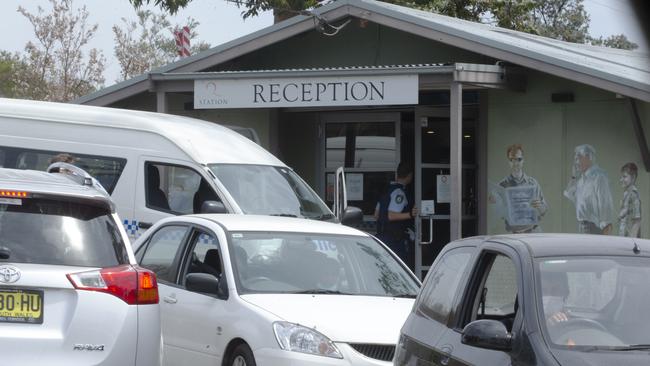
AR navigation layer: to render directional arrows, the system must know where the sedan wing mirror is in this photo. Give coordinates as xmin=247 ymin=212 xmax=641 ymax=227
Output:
xmin=186 ymin=273 xmax=225 ymax=298
xmin=341 ymin=206 xmax=362 ymax=227
xmin=461 ymin=319 xmax=512 ymax=352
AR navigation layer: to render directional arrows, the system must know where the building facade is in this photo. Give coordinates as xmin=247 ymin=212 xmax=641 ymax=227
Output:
xmin=76 ymin=0 xmax=650 ymax=278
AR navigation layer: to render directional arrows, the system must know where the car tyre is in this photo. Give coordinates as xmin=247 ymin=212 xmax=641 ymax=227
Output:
xmin=230 ymin=343 xmax=256 ymax=366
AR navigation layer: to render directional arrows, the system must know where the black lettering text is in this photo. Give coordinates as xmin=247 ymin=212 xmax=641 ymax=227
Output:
xmin=301 ymin=83 xmax=313 ymax=101
xmin=350 ymin=82 xmax=368 ymax=101
xmin=269 ymin=83 xmax=280 ymax=102
xmin=283 ymin=83 xmax=299 ymax=102
xmin=369 ymin=81 xmax=385 ymax=100
xmin=253 ymin=84 xmax=266 ymax=103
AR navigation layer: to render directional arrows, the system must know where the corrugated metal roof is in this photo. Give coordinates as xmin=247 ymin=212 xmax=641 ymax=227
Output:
xmin=75 ymin=0 xmax=650 ymax=104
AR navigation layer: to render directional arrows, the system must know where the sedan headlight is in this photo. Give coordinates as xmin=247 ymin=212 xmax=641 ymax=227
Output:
xmin=273 ymin=321 xmax=343 ymax=359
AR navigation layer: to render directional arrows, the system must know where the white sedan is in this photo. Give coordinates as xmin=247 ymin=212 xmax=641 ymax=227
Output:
xmin=133 ymin=214 xmax=420 ymax=366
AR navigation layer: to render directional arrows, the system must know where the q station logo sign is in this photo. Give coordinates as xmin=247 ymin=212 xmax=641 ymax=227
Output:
xmin=194 ymin=75 xmax=418 ymax=109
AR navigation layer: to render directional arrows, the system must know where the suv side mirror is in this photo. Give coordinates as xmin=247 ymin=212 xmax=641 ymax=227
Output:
xmin=341 ymin=206 xmax=362 ymax=227
xmin=461 ymin=319 xmax=512 ymax=351
xmin=200 ymin=201 xmax=227 ymax=214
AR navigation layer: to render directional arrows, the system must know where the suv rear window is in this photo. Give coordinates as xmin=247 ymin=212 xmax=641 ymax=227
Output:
xmin=0 ymin=198 xmax=128 ymax=267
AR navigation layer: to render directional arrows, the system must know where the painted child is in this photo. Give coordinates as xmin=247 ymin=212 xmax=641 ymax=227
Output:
xmin=618 ymin=162 xmax=641 ymax=237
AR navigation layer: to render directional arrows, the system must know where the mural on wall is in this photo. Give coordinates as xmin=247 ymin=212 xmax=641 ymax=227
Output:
xmin=489 ymin=144 xmax=548 ymax=233
xmin=563 ymin=144 xmax=614 ymax=235
xmin=618 ymin=162 xmax=642 ymax=238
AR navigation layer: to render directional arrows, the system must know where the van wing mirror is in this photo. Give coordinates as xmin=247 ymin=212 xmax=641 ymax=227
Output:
xmin=461 ymin=319 xmax=512 ymax=351
xmin=201 ymin=201 xmax=227 ymax=214
xmin=341 ymin=206 xmax=362 ymax=227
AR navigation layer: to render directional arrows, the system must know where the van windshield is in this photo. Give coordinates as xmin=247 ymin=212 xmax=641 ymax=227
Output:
xmin=209 ymin=164 xmax=334 ymax=221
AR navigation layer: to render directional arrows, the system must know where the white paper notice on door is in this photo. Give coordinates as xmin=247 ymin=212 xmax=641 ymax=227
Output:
xmin=421 ymin=200 xmax=435 ymax=216
xmin=346 ymin=173 xmax=363 ymax=201
xmin=437 ymin=175 xmax=451 ymax=203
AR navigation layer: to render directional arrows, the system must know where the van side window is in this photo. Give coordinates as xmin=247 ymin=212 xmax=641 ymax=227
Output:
xmin=0 ymin=146 xmax=126 ymax=194
xmin=416 ymin=247 xmax=473 ymax=324
xmin=145 ymin=162 xmax=222 ymax=214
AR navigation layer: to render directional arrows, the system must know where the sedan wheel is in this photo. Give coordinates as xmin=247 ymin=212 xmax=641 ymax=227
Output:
xmin=229 ymin=343 xmax=256 ymax=366
xmin=232 ymin=355 xmax=247 ymax=366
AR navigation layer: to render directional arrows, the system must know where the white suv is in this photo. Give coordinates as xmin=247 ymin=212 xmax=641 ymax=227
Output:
xmin=0 ymin=165 xmax=161 ymax=365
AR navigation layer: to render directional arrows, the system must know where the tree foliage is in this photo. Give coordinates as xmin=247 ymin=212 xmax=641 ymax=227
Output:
xmin=0 ymin=51 xmax=21 ymax=98
xmin=128 ymin=0 xmax=639 ymax=51
xmin=14 ymin=0 xmax=106 ymax=102
xmin=113 ymin=10 xmax=210 ymax=81
xmin=589 ymin=34 xmax=638 ymax=50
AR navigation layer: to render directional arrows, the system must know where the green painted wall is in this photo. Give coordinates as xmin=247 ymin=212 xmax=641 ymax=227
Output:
xmin=487 ymin=71 xmax=650 ymax=237
xmin=211 ymin=19 xmax=493 ymax=71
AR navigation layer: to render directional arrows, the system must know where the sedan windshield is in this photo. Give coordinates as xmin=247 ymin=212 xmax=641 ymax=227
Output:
xmin=209 ymin=164 xmax=334 ymax=221
xmin=536 ymin=257 xmax=650 ymax=349
xmin=228 ymin=232 xmax=420 ymax=297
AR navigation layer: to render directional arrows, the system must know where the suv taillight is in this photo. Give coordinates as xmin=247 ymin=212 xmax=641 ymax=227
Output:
xmin=67 ymin=265 xmax=159 ymax=305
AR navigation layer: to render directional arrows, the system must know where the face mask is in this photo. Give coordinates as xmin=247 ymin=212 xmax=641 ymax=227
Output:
xmin=543 ymin=296 xmax=564 ymax=316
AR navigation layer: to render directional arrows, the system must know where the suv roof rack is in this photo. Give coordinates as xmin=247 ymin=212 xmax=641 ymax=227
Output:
xmin=47 ymin=162 xmax=110 ymax=197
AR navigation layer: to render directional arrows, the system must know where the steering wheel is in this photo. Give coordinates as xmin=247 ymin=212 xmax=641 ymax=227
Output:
xmin=554 ymin=317 xmax=608 ymax=333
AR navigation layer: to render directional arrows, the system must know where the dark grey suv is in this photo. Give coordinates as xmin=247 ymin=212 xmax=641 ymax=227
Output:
xmin=394 ymin=234 xmax=650 ymax=366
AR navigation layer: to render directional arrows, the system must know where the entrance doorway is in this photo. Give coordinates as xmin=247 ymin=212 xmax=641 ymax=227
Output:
xmin=414 ymin=104 xmax=479 ymax=279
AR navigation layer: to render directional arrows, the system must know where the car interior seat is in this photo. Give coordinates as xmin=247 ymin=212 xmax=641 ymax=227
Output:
xmin=203 ymin=248 xmax=222 ymax=277
xmin=147 ymin=165 xmax=170 ymax=211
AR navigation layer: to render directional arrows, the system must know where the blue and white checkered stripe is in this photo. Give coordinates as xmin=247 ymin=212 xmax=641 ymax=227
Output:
xmin=198 ymin=232 xmax=217 ymax=245
xmin=123 ymin=219 xmax=139 ymax=238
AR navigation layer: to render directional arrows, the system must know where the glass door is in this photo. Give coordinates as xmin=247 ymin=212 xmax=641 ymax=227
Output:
xmin=321 ymin=112 xmax=401 ymax=234
xmin=414 ymin=106 xmax=478 ymax=279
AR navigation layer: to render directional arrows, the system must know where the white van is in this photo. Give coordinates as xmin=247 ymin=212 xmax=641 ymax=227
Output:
xmin=0 ymin=98 xmax=360 ymax=239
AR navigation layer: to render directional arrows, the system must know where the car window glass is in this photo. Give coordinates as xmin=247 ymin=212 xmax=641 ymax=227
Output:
xmin=229 ymin=232 xmax=419 ymax=296
xmin=0 ymin=198 xmax=128 ymax=267
xmin=184 ymin=230 xmax=222 ymax=281
xmin=6 ymin=147 xmax=126 ymax=194
xmin=140 ymin=225 xmax=188 ymax=282
xmin=538 ymin=257 xmax=650 ymax=347
xmin=479 ymin=255 xmax=517 ymax=317
xmin=417 ymin=247 xmax=473 ymax=323
xmin=0 ymin=149 xmax=4 ymax=167
xmin=146 ymin=162 xmax=221 ymax=214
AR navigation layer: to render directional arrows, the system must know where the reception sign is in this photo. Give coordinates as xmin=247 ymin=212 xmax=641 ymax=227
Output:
xmin=194 ymin=75 xmax=418 ymax=109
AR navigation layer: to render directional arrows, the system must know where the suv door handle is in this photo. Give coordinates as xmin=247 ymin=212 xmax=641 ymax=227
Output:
xmin=139 ymin=221 xmax=152 ymax=229
xmin=163 ymin=296 xmax=177 ymax=304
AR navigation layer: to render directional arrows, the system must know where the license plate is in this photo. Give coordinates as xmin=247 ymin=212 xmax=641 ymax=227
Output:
xmin=0 ymin=288 xmax=44 ymax=324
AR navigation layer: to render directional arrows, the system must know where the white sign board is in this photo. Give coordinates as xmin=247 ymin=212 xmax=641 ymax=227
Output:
xmin=421 ymin=200 xmax=435 ymax=216
xmin=345 ymin=173 xmax=363 ymax=201
xmin=436 ymin=175 xmax=451 ymax=203
xmin=194 ymin=75 xmax=418 ymax=109
xmin=505 ymin=186 xmax=539 ymax=226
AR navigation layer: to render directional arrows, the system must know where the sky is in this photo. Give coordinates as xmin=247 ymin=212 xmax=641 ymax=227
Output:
xmin=0 ymin=0 xmax=647 ymax=85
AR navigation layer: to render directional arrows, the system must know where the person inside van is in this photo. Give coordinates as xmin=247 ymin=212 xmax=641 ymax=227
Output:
xmin=147 ymin=165 xmax=170 ymax=211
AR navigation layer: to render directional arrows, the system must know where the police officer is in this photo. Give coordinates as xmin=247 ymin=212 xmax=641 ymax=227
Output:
xmin=374 ymin=162 xmax=417 ymax=263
